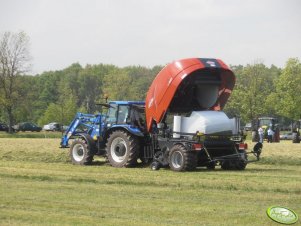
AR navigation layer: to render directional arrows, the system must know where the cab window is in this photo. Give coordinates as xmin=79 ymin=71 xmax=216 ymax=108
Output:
xmin=117 ymin=105 xmax=129 ymax=124
xmin=106 ymin=104 xmax=117 ymax=124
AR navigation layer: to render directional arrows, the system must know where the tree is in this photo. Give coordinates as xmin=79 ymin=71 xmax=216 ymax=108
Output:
xmin=38 ymin=97 xmax=77 ymax=126
xmin=0 ymin=31 xmax=31 ymax=133
xmin=225 ymin=62 xmax=278 ymax=123
xmin=272 ymin=58 xmax=301 ymax=120
xmin=103 ymin=68 xmax=132 ymax=100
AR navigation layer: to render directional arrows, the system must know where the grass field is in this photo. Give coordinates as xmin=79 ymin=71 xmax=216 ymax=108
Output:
xmin=0 ymin=137 xmax=300 ymax=226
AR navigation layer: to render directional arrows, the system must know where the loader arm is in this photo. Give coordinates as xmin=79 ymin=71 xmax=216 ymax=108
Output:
xmin=60 ymin=112 xmax=101 ymax=148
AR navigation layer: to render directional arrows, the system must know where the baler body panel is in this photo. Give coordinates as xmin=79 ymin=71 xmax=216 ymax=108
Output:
xmin=145 ymin=58 xmax=235 ymax=132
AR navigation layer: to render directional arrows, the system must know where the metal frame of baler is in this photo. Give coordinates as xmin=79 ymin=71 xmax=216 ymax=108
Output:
xmin=148 ymin=131 xmax=262 ymax=169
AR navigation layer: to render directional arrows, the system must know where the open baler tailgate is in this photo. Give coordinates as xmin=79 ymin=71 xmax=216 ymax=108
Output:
xmin=145 ymin=58 xmax=236 ymax=132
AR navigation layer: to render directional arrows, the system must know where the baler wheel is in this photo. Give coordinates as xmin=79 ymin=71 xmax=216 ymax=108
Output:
xmin=221 ymin=161 xmax=231 ymax=170
xmin=69 ymin=138 xmax=93 ymax=165
xmin=235 ymin=161 xmax=247 ymax=170
xmin=235 ymin=150 xmax=247 ymax=170
xmin=206 ymin=161 xmax=216 ymax=170
xmin=169 ymin=144 xmax=196 ymax=172
xmin=106 ymin=130 xmax=139 ymax=167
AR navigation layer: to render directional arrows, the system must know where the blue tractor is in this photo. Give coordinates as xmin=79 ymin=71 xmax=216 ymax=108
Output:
xmin=60 ymin=101 xmax=147 ymax=166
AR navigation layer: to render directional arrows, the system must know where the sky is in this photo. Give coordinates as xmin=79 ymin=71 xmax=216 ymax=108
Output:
xmin=0 ymin=0 xmax=300 ymax=74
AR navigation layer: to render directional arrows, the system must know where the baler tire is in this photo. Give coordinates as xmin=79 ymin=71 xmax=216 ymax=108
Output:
xmin=235 ymin=161 xmax=247 ymax=170
xmin=235 ymin=150 xmax=247 ymax=170
xmin=206 ymin=162 xmax=216 ymax=170
xmin=69 ymin=138 xmax=93 ymax=165
xmin=169 ymin=144 xmax=196 ymax=172
xmin=221 ymin=161 xmax=231 ymax=170
xmin=106 ymin=130 xmax=139 ymax=168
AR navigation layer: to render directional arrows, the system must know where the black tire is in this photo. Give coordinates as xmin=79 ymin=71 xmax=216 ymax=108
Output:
xmin=292 ymin=132 xmax=300 ymax=143
xmin=206 ymin=161 xmax=216 ymax=170
xmin=221 ymin=159 xmax=247 ymax=171
xmin=106 ymin=130 xmax=139 ymax=167
xmin=69 ymin=138 xmax=93 ymax=165
xmin=235 ymin=150 xmax=248 ymax=170
xmin=221 ymin=160 xmax=231 ymax=170
xmin=169 ymin=144 xmax=196 ymax=172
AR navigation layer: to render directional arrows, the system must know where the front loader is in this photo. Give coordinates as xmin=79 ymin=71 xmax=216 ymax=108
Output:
xmin=60 ymin=58 xmax=263 ymax=171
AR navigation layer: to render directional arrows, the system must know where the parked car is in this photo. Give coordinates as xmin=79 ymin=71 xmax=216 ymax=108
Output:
xmin=13 ymin=122 xmax=42 ymax=132
xmin=43 ymin=122 xmax=61 ymax=131
xmin=0 ymin=122 xmax=9 ymax=132
xmin=244 ymin=123 xmax=252 ymax=131
xmin=62 ymin=125 xmax=69 ymax=131
xmin=280 ymin=132 xmax=293 ymax=140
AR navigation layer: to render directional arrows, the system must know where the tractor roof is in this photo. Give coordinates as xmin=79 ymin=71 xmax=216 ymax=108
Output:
xmin=145 ymin=58 xmax=235 ymax=132
xmin=109 ymin=101 xmax=145 ymax=105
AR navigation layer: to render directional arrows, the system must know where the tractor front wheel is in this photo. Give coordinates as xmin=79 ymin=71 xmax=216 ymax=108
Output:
xmin=69 ymin=139 xmax=93 ymax=165
xmin=169 ymin=144 xmax=196 ymax=172
xmin=106 ymin=130 xmax=139 ymax=167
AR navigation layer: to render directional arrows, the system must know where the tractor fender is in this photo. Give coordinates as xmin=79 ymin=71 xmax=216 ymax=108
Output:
xmin=104 ymin=125 xmax=144 ymax=141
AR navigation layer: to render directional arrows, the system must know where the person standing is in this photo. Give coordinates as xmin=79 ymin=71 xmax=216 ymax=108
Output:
xmin=267 ymin=127 xmax=274 ymax=143
xmin=258 ymin=127 xmax=264 ymax=143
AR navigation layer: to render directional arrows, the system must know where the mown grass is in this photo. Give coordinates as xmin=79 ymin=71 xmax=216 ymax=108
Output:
xmin=0 ymin=138 xmax=300 ymax=226
xmin=0 ymin=131 xmax=62 ymax=139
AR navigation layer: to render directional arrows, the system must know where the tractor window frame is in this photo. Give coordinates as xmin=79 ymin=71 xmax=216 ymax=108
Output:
xmin=117 ymin=105 xmax=129 ymax=124
xmin=106 ymin=104 xmax=117 ymax=125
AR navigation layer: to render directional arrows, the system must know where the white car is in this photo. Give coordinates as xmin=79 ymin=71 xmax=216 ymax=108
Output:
xmin=280 ymin=132 xmax=293 ymax=140
xmin=43 ymin=122 xmax=61 ymax=131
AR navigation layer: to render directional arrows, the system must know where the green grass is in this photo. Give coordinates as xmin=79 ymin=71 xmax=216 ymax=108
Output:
xmin=0 ymin=139 xmax=300 ymax=225
xmin=0 ymin=131 xmax=62 ymax=139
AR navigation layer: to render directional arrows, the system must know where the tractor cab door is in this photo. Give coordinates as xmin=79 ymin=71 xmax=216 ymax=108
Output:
xmin=105 ymin=103 xmax=145 ymax=131
xmin=105 ymin=104 xmax=130 ymax=127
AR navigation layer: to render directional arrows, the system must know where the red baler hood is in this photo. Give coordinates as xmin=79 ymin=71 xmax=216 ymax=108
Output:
xmin=145 ymin=58 xmax=235 ymax=132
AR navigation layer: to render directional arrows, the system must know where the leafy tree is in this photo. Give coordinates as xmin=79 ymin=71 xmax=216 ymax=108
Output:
xmin=0 ymin=31 xmax=31 ymax=132
xmin=272 ymin=58 xmax=301 ymax=120
xmin=38 ymin=95 xmax=77 ymax=126
xmin=225 ymin=63 xmax=279 ymax=123
xmin=103 ymin=68 xmax=132 ymax=100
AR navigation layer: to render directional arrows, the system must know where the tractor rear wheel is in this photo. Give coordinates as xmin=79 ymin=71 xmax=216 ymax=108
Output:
xmin=69 ymin=138 xmax=93 ymax=165
xmin=169 ymin=144 xmax=196 ymax=172
xmin=106 ymin=130 xmax=139 ymax=167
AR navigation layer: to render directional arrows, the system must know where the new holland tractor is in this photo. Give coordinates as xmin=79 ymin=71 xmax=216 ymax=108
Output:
xmin=251 ymin=117 xmax=280 ymax=143
xmin=292 ymin=120 xmax=301 ymax=143
xmin=60 ymin=58 xmax=262 ymax=171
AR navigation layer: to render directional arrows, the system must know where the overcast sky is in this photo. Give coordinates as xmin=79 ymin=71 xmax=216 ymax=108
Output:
xmin=1 ymin=0 xmax=300 ymax=74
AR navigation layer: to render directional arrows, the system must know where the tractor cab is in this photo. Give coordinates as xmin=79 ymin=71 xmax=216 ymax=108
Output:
xmin=104 ymin=101 xmax=146 ymax=134
xmin=292 ymin=119 xmax=301 ymax=143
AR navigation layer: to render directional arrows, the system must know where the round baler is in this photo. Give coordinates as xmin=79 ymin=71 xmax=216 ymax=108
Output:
xmin=144 ymin=58 xmax=261 ymax=171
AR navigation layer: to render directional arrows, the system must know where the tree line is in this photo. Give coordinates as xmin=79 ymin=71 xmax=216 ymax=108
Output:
xmin=1 ymin=32 xmax=301 ymax=131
